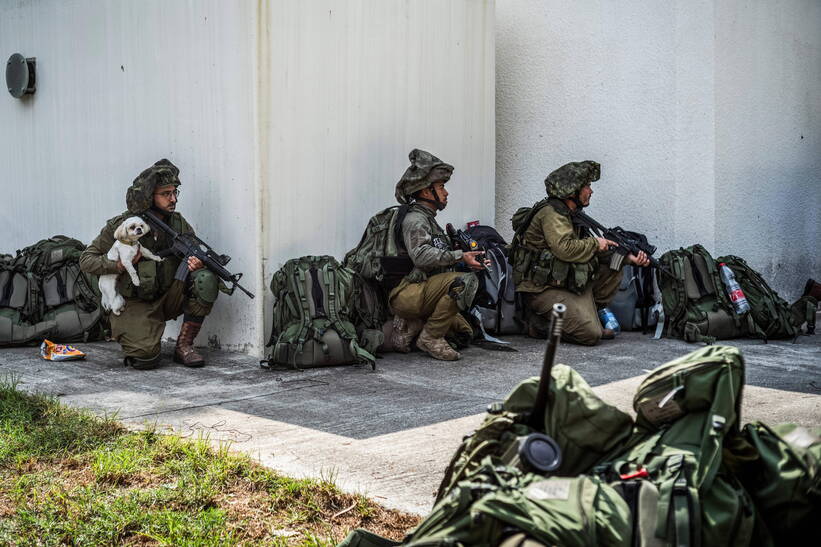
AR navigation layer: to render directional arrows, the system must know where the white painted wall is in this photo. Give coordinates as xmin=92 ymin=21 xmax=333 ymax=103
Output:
xmin=496 ymin=0 xmax=820 ymax=299
xmin=259 ymin=0 xmax=496 ymax=342
xmin=0 ymin=0 xmax=495 ymax=356
xmin=713 ymin=0 xmax=821 ymax=295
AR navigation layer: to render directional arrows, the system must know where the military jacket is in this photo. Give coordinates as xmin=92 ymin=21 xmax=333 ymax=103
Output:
xmin=80 ymin=210 xmax=193 ymax=301
xmin=514 ymin=200 xmax=622 ymax=294
xmin=400 ymin=204 xmax=463 ymax=284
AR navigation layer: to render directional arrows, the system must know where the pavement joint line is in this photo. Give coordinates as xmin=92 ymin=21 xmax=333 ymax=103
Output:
xmin=119 ymin=379 xmax=329 ymax=420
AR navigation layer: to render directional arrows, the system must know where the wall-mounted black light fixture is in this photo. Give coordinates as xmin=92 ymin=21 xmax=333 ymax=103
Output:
xmin=6 ymin=53 xmax=36 ymax=98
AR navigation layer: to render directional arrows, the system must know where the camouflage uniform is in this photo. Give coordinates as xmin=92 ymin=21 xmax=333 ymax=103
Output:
xmin=79 ymin=160 xmax=219 ymax=368
xmin=515 ymin=161 xmax=624 ymax=346
xmin=388 ymin=150 xmax=478 ymax=360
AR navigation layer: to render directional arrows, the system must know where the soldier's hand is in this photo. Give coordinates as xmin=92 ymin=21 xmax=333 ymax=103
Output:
xmin=596 ymin=237 xmax=618 ymax=252
xmin=629 ymin=251 xmax=651 ymax=267
xmin=116 ymin=249 xmax=142 ymax=273
xmin=187 ymin=257 xmax=204 ymax=272
xmin=463 ymin=251 xmax=486 ymax=271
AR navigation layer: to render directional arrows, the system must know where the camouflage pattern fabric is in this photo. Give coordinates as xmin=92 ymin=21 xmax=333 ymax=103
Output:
xmin=544 ymin=160 xmax=600 ymax=199
xmin=395 ymin=149 xmax=454 ymax=204
xmin=126 ymin=158 xmax=181 ymax=214
xmin=398 ymin=204 xmax=462 ymax=284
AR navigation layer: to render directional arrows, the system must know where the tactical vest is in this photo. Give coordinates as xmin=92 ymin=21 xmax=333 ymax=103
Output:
xmin=509 ymin=198 xmax=597 ymax=294
xmin=111 ymin=211 xmax=187 ymax=301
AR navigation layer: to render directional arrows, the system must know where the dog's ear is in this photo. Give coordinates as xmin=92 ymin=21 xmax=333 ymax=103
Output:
xmin=113 ymin=221 xmax=127 ymax=241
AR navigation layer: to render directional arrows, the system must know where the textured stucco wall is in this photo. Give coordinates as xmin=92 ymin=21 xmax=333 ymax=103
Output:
xmin=713 ymin=0 xmax=821 ymax=298
xmin=497 ymin=0 xmax=820 ymax=300
xmin=0 ymin=0 xmax=260 ymax=352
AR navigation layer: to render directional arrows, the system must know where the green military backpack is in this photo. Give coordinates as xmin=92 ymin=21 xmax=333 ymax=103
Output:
xmin=436 ymin=364 xmax=634 ymax=503
xmin=659 ymin=245 xmax=816 ymax=343
xmin=0 ymin=236 xmax=105 ymax=346
xmin=596 ymin=345 xmax=756 ymax=547
xmin=341 ymin=459 xmax=632 ymax=547
xmin=263 ymin=255 xmax=378 ymax=369
xmin=715 ymin=254 xmax=817 ymax=341
xmin=343 ymin=205 xmax=413 ymax=292
xmin=735 ymin=422 xmax=821 ymax=543
xmin=658 ymin=245 xmax=752 ymax=343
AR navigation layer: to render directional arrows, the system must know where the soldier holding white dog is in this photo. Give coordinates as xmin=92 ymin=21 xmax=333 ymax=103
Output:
xmin=80 ymin=159 xmax=220 ymax=369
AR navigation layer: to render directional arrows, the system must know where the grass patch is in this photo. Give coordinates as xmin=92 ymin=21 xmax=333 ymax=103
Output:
xmin=0 ymin=376 xmax=420 ymax=545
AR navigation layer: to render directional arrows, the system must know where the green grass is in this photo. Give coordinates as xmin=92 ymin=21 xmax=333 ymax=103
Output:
xmin=0 ymin=376 xmax=418 ymax=545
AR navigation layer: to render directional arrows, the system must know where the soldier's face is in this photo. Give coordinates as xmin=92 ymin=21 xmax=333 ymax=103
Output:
xmin=578 ymin=184 xmax=592 ymax=207
xmin=431 ymin=181 xmax=449 ymax=207
xmin=153 ymin=184 xmax=179 ymax=213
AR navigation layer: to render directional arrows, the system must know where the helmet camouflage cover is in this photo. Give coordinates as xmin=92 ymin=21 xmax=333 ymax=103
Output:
xmin=544 ymin=161 xmax=600 ymax=199
xmin=126 ymin=159 xmax=181 ymax=213
xmin=395 ymin=149 xmax=454 ymax=204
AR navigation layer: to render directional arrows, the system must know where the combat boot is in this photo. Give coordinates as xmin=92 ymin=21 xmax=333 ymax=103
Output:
xmin=416 ymin=328 xmax=461 ymax=361
xmin=174 ymin=321 xmax=206 ymax=367
xmin=390 ymin=316 xmax=423 ymax=353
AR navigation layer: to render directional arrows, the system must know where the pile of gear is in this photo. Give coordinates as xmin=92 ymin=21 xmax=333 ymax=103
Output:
xmin=339 ymin=316 xmax=821 ymax=546
xmin=0 ymin=236 xmax=105 ymax=346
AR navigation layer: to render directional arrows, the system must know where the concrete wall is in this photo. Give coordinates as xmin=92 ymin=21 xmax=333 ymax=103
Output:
xmin=0 ymin=0 xmax=495 ymax=355
xmin=496 ymin=0 xmax=820 ymax=299
xmin=713 ymin=0 xmax=821 ymax=295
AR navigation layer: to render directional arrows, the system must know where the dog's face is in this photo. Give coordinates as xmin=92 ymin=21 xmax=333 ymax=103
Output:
xmin=114 ymin=216 xmax=151 ymax=243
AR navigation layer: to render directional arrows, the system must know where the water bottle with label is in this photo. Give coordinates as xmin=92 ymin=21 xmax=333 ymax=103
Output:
xmin=718 ymin=263 xmax=751 ymax=314
xmin=598 ymin=307 xmax=621 ymax=333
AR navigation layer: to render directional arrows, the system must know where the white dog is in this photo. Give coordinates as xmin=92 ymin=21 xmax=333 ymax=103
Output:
xmin=99 ymin=216 xmax=163 ymax=315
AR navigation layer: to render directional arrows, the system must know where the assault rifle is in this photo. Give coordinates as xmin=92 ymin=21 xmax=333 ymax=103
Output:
xmin=142 ymin=210 xmax=255 ymax=298
xmin=445 ymin=223 xmax=489 ymax=271
xmin=571 ymin=210 xmax=672 ymax=277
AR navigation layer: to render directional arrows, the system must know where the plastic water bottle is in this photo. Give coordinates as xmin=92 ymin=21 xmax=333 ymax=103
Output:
xmin=598 ymin=307 xmax=621 ymax=333
xmin=718 ymin=263 xmax=751 ymax=314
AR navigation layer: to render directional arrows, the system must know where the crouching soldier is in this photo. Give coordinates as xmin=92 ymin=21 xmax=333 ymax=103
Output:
xmin=510 ymin=161 xmax=649 ymax=345
xmin=80 ymin=159 xmax=220 ymax=369
xmin=389 ymin=149 xmax=487 ymax=361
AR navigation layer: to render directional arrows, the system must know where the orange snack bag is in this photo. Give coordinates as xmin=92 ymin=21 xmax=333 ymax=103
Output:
xmin=40 ymin=339 xmax=86 ymax=361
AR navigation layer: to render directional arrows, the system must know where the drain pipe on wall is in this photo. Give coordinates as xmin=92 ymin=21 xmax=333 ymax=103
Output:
xmin=252 ymin=0 xmax=271 ymax=357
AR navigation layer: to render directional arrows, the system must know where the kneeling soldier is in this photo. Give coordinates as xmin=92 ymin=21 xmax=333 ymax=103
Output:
xmin=511 ymin=161 xmax=649 ymax=345
xmin=389 ymin=149 xmax=487 ymax=361
xmin=80 ymin=159 xmax=221 ymax=369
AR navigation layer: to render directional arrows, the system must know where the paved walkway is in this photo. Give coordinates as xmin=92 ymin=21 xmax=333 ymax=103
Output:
xmin=1 ymin=331 xmax=819 ymax=514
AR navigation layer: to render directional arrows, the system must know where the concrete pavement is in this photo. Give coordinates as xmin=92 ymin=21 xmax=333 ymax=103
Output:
xmin=1 ymin=330 xmax=819 ymax=515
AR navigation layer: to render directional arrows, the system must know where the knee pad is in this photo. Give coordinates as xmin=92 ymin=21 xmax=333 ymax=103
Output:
xmin=191 ymin=270 xmax=219 ymax=304
xmin=448 ymin=273 xmax=479 ymax=312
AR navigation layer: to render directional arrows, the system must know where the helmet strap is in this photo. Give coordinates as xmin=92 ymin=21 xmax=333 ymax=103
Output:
xmin=415 ymin=184 xmax=446 ymax=211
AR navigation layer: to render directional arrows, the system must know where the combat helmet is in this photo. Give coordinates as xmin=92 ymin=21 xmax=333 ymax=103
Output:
xmin=395 ymin=149 xmax=454 ymax=209
xmin=544 ymin=161 xmax=600 ymax=199
xmin=126 ymin=159 xmax=181 ymax=213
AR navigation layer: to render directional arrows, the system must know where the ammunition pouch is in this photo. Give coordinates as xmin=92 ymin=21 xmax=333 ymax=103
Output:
xmin=511 ymin=245 xmax=596 ymax=295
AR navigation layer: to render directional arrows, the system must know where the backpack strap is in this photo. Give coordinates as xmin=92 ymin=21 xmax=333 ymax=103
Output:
xmin=656 ymin=454 xmax=701 ymax=547
xmin=393 ymin=204 xmax=410 ymax=252
xmin=509 ymin=198 xmax=552 ymax=252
